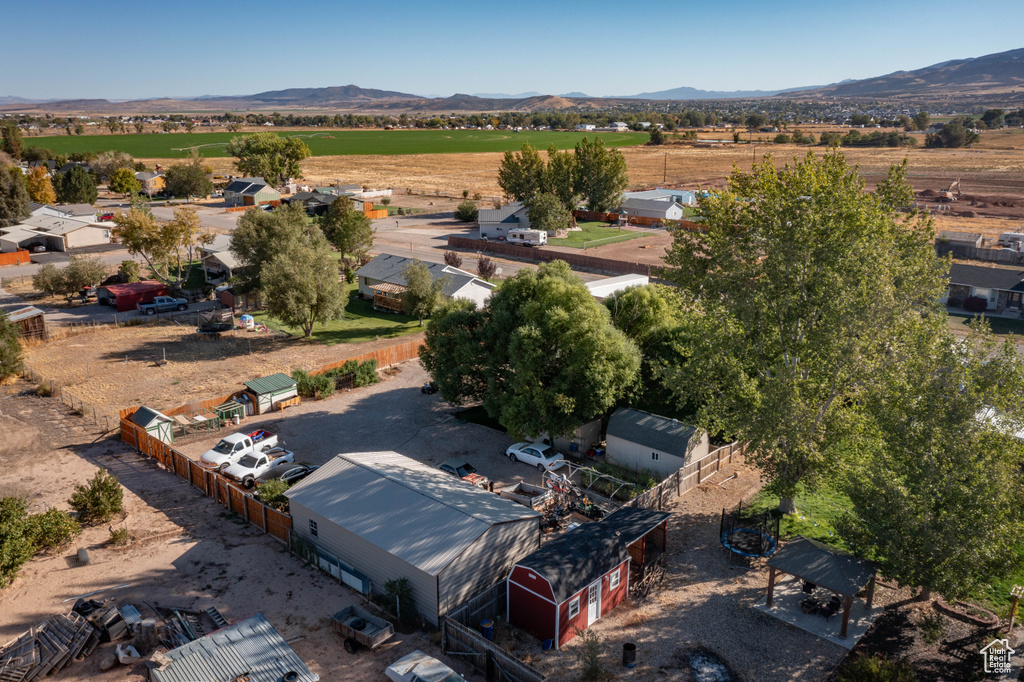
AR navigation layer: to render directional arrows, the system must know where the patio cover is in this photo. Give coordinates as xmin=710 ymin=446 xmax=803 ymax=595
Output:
xmin=767 ymin=536 xmax=876 ymax=597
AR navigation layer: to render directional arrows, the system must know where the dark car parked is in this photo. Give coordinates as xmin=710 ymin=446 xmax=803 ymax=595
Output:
xmin=255 ymin=462 xmax=319 ymax=486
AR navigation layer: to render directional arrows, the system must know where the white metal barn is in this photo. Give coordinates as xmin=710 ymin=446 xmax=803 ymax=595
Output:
xmin=286 ymin=452 xmax=541 ymax=625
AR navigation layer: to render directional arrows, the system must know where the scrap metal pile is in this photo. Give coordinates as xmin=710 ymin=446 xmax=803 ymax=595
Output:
xmin=0 ymin=612 xmax=99 ymax=681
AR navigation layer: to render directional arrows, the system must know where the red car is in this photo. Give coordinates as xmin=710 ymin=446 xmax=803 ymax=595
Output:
xmin=99 ymin=213 xmax=115 ymax=221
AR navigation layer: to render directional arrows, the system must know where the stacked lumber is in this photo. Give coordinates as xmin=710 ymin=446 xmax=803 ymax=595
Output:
xmin=0 ymin=612 xmax=98 ymax=681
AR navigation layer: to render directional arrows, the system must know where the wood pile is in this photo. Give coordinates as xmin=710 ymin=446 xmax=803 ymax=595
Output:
xmin=0 ymin=612 xmax=98 ymax=681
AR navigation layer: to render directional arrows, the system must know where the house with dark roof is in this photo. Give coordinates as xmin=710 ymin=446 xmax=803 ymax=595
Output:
xmin=478 ymin=201 xmax=530 ymax=239
xmin=222 ymin=177 xmax=281 ymax=206
xmin=199 ymin=233 xmax=242 ymax=283
xmin=507 ymin=507 xmax=670 ymax=648
xmin=355 ymin=254 xmax=496 ymax=310
xmin=283 ymin=190 xmax=336 ymax=216
xmin=605 ymin=407 xmax=709 ymax=478
xmin=618 ymin=197 xmax=684 ymax=222
xmin=944 ymin=262 xmax=1024 ymax=312
xmin=286 ymin=451 xmax=541 ymax=625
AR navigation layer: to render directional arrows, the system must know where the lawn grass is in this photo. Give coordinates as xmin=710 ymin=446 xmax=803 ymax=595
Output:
xmin=22 ymin=130 xmax=647 ymax=160
xmin=552 ymin=221 xmax=650 ymax=249
xmin=744 ymin=483 xmax=855 ymax=551
xmin=947 ymin=311 xmax=1024 ymax=336
xmin=249 ymin=284 xmax=422 ymax=345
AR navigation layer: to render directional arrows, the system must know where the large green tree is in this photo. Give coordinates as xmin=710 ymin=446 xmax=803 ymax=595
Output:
xmin=573 ymin=137 xmax=629 ymax=212
xmin=164 ymin=156 xmax=214 ymax=198
xmin=525 ymin=192 xmax=571 ymax=236
xmin=545 ymin=145 xmax=577 ymax=209
xmin=230 ymin=202 xmax=314 ymax=292
xmin=660 ymin=151 xmax=945 ymax=512
xmin=55 ymin=166 xmax=98 ymax=204
xmin=402 ymin=260 xmax=447 ymax=326
xmin=0 ymin=311 xmax=24 ymax=380
xmin=320 ymin=197 xmax=373 ymax=279
xmin=226 ymin=132 xmax=310 ymax=185
xmin=0 ymin=165 xmax=31 ymax=227
xmin=421 ymin=260 xmax=640 ymax=439
xmin=1 ymin=123 xmax=23 ymax=160
xmin=497 ymin=142 xmax=546 ymax=203
xmin=263 ymin=234 xmax=346 ymax=338
xmin=109 ymin=167 xmax=141 ymax=196
xmin=112 ymin=202 xmax=211 ymax=288
xmin=912 ymin=110 xmax=930 ymax=131
xmin=842 ymin=325 xmax=1024 ymax=601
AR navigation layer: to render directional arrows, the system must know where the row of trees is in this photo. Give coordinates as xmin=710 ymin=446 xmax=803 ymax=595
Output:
xmin=497 ymin=138 xmax=629 ymax=213
xmin=422 ymin=150 xmax=1024 ymax=602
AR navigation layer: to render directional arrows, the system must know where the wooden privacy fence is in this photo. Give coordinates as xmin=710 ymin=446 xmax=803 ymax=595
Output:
xmin=441 ymin=617 xmax=545 ymax=682
xmin=935 ymin=242 xmax=1024 ymax=266
xmin=312 ymin=337 xmax=424 ymax=376
xmin=445 ymin=581 xmax=506 ymax=629
xmin=119 ymin=415 xmax=292 ymax=544
xmin=447 ymin=236 xmax=652 ymax=276
xmin=0 ymin=250 xmax=31 ymax=267
xmin=627 ymin=442 xmax=745 ymax=511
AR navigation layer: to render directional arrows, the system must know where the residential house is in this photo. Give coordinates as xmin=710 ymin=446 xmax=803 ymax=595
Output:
xmin=605 ymin=407 xmax=709 ymax=478
xmin=618 ymin=197 xmax=684 ymax=222
xmin=199 ymin=233 xmax=241 ymax=283
xmin=30 ymin=203 xmax=98 ymax=222
xmin=575 ymin=124 xmax=596 ymax=131
xmin=507 ymin=507 xmax=670 ymax=648
xmin=585 ymin=274 xmax=649 ymax=301
xmin=135 ymin=171 xmax=166 ymax=197
xmin=0 ymin=227 xmax=48 ymax=253
xmin=56 ymin=162 xmax=90 ymax=176
xmin=20 ymin=214 xmax=110 ymax=251
xmin=944 ymin=262 xmax=1024 ymax=312
xmin=283 ymin=190 xmax=336 ymax=216
xmin=478 ymin=201 xmax=530 ymax=239
xmin=621 ymin=188 xmax=697 ymax=206
xmin=355 ymin=254 xmax=496 ymax=310
xmin=222 ymin=177 xmax=280 ymax=206
xmin=285 ymin=451 xmax=541 ymax=625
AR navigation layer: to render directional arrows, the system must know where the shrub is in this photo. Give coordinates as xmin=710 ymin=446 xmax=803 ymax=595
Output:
xmin=256 ymin=478 xmax=290 ymax=512
xmin=454 ymin=200 xmax=479 ymax=223
xmin=443 ymin=251 xmax=463 ymax=268
xmin=963 ymin=296 xmax=988 ymax=313
xmin=473 ymin=193 xmax=481 ymax=200
xmin=36 ymin=383 xmax=51 ymax=397
xmin=462 ymin=189 xmax=469 ymax=198
xmin=68 ymin=469 xmax=124 ymax=524
xmin=108 ymin=527 xmax=129 ymax=546
xmin=380 ymin=197 xmax=391 ymax=206
xmin=381 ymin=577 xmax=417 ymax=625
xmin=396 ymin=207 xmax=404 ymax=215
xmin=774 ymin=133 xmax=792 ymax=144
xmin=27 ymin=508 xmax=80 ymax=551
xmin=118 ymin=260 xmax=141 ymax=283
xmin=292 ymin=369 xmax=315 ymax=397
xmin=573 ymin=628 xmax=608 ymax=682
xmin=836 ymin=654 xmax=916 ymax=682
xmin=353 ymin=360 xmax=379 ymax=387
xmin=0 ymin=497 xmax=34 ymax=588
xmin=477 ymin=256 xmax=497 ymax=281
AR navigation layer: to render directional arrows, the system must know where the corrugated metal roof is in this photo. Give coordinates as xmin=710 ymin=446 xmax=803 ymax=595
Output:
xmin=607 ymin=407 xmax=700 ymax=460
xmin=478 ymin=201 xmax=525 ymax=224
xmin=286 ymin=452 xmax=539 ymax=576
xmin=151 ymin=613 xmax=318 ymax=682
xmin=5 ymin=307 xmax=45 ymax=323
xmin=619 ymin=197 xmax=682 ymax=213
xmin=243 ymin=373 xmax=297 ymax=395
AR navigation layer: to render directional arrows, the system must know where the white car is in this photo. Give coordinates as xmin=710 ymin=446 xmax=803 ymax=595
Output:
xmin=385 ymin=651 xmax=465 ymax=682
xmin=505 ymin=442 xmax=565 ymax=472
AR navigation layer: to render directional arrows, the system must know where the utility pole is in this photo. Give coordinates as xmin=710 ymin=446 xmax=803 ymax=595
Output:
xmin=663 ymin=153 xmax=667 ymax=184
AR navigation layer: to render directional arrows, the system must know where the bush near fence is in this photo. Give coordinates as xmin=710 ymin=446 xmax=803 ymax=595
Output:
xmin=626 ymin=442 xmax=744 ymax=511
xmin=448 ymin=236 xmax=652 ymax=276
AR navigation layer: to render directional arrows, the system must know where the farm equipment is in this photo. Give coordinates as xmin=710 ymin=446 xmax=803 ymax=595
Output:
xmin=330 ymin=605 xmax=394 ymax=654
xmin=939 ymin=178 xmax=962 ymax=202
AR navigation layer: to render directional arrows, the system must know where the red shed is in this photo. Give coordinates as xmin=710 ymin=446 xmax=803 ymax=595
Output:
xmin=98 ymin=280 xmax=168 ymax=312
xmin=508 ymin=507 xmax=670 ymax=648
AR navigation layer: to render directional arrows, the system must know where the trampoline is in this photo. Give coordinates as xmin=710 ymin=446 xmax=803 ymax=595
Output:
xmin=720 ymin=501 xmax=780 ymax=566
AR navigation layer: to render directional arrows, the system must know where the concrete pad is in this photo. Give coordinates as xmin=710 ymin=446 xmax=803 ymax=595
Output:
xmin=752 ymin=576 xmax=882 ymax=650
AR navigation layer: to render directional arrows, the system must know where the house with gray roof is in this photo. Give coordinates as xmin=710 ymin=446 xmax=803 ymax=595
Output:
xmin=605 ymin=407 xmax=709 ymax=478
xmin=355 ymin=253 xmax=496 ymax=310
xmin=223 ymin=177 xmax=281 ymax=206
xmin=151 ymin=613 xmax=318 ymax=682
xmin=285 ymin=451 xmax=541 ymax=625
xmin=621 ymin=188 xmax=696 ymax=206
xmin=478 ymin=201 xmax=531 ymax=239
xmin=199 ymin=233 xmax=243 ymax=283
xmin=618 ymin=197 xmax=684 ymax=222
xmin=944 ymin=262 xmax=1024 ymax=312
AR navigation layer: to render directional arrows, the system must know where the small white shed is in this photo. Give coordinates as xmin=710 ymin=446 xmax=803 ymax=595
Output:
xmin=605 ymin=407 xmax=708 ymax=479
xmin=129 ymin=406 xmax=175 ymax=444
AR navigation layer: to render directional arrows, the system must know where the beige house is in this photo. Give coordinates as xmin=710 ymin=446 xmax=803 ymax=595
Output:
xmin=605 ymin=407 xmax=709 ymax=479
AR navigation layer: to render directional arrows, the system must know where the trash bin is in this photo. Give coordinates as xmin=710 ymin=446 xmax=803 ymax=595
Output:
xmin=541 ymin=638 xmax=553 ymax=651
xmin=481 ymin=620 xmax=494 ymax=641
xmin=623 ymin=643 xmax=636 ymax=668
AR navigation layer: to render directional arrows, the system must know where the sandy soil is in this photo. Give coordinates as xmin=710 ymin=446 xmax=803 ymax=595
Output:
xmin=0 ymin=379 xmax=471 ymax=682
xmin=21 ymin=320 xmax=424 ymax=420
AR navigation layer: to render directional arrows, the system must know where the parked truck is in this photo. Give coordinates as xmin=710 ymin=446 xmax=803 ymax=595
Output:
xmin=199 ymin=429 xmax=279 ymax=472
xmin=222 ymin=446 xmax=294 ymax=488
xmin=137 ymin=296 xmax=188 ymax=315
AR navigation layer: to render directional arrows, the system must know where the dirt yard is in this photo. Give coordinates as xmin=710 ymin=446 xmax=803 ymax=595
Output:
xmin=21 ymin=321 xmax=424 ymax=420
xmin=0 ymin=379 xmax=468 ymax=682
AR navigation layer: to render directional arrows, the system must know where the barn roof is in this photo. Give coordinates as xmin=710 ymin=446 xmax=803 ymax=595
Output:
xmin=607 ymin=407 xmax=701 ymax=461
xmin=619 ymin=197 xmax=682 ymax=213
xmin=243 ymin=373 xmax=297 ymax=395
xmin=286 ymin=452 xmax=539 ymax=576
xmin=150 ymin=613 xmax=318 ymax=682
xmin=5 ymin=307 xmax=45 ymax=323
xmin=515 ymin=523 xmax=629 ymax=603
xmin=129 ymin=406 xmax=172 ymax=428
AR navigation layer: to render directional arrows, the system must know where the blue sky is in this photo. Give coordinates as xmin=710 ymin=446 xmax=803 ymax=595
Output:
xmin=7 ymin=0 xmax=1023 ymax=100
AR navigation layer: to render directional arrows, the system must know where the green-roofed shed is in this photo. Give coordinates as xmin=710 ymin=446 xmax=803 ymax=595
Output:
xmin=129 ymin=406 xmax=174 ymax=443
xmin=243 ymin=373 xmax=298 ymax=415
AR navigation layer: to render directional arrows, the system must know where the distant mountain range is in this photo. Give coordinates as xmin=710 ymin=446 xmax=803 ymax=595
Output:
xmin=2 ymin=48 xmax=1021 ymax=114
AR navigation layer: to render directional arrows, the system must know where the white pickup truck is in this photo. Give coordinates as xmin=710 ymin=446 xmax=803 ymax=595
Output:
xmin=199 ymin=430 xmax=279 ymax=472
xmin=222 ymin=447 xmax=294 ymax=489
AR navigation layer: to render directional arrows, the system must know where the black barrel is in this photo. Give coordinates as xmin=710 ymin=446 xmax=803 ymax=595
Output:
xmin=623 ymin=643 xmax=637 ymax=668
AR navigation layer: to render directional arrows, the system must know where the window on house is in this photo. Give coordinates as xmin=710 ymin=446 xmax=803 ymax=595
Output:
xmin=309 ymin=519 xmax=318 ymax=537
xmin=568 ymin=597 xmax=580 ymax=619
xmin=610 ymin=568 xmax=620 ymax=589
xmin=651 ymin=452 xmax=660 ymax=462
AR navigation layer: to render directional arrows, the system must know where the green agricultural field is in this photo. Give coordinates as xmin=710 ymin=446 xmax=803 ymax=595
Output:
xmin=21 ymin=130 xmax=647 ymax=159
